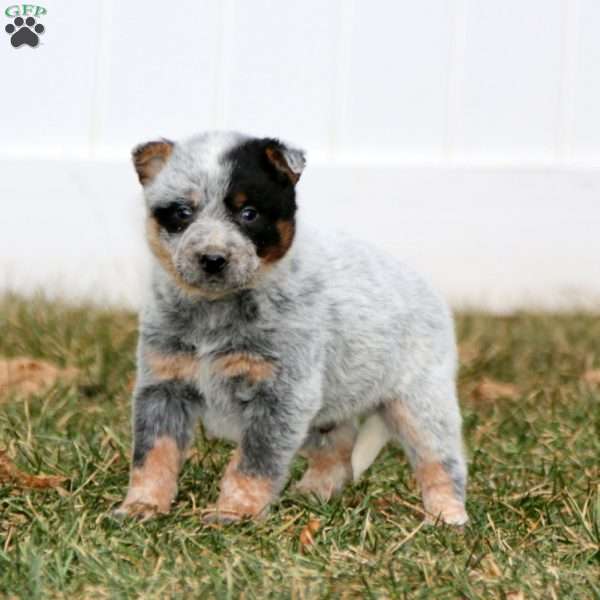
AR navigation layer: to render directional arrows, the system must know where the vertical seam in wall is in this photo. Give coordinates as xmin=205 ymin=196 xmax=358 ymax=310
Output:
xmin=329 ymin=0 xmax=355 ymax=161
xmin=212 ymin=0 xmax=236 ymax=129
xmin=556 ymin=0 xmax=579 ymax=162
xmin=88 ymin=0 xmax=112 ymax=159
xmin=443 ymin=0 xmax=467 ymax=161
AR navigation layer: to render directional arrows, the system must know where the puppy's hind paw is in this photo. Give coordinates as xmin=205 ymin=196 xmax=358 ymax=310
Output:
xmin=294 ymin=464 xmax=351 ymax=502
xmin=424 ymin=502 xmax=469 ymax=527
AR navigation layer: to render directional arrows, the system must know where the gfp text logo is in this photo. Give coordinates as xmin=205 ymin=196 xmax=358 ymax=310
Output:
xmin=4 ymin=4 xmax=46 ymax=48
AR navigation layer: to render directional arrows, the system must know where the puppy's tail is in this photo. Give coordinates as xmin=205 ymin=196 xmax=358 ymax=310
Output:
xmin=351 ymin=412 xmax=391 ymax=481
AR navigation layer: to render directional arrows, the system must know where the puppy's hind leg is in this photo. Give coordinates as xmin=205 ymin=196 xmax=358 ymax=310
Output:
xmin=382 ymin=379 xmax=468 ymax=526
xmin=295 ymin=421 xmax=357 ymax=501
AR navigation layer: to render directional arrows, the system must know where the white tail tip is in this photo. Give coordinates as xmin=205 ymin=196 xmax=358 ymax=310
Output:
xmin=351 ymin=413 xmax=391 ymax=481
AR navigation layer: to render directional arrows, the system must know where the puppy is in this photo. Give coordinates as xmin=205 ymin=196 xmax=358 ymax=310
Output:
xmin=116 ymin=131 xmax=468 ymax=526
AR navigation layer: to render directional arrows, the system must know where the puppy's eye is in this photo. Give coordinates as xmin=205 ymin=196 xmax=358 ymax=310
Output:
xmin=175 ymin=204 xmax=194 ymax=220
xmin=240 ymin=206 xmax=258 ymax=223
xmin=153 ymin=202 xmax=195 ymax=234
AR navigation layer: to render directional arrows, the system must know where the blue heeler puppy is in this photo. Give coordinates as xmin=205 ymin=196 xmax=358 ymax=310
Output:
xmin=116 ymin=131 xmax=469 ymax=526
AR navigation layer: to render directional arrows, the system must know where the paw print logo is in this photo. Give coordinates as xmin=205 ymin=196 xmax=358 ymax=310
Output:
xmin=5 ymin=16 xmax=45 ymax=48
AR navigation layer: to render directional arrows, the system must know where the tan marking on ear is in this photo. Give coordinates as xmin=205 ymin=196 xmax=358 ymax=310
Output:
xmin=260 ymin=219 xmax=296 ymax=264
xmin=117 ymin=437 xmax=182 ymax=517
xmin=265 ymin=146 xmax=300 ymax=184
xmin=212 ymin=449 xmax=274 ymax=519
xmin=212 ymin=352 xmax=275 ymax=384
xmin=132 ymin=140 xmax=173 ymax=186
xmin=416 ymin=462 xmax=468 ymax=525
xmin=146 ymin=352 xmax=198 ymax=381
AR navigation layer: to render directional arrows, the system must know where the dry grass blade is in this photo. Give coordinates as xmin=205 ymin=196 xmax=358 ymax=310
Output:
xmin=582 ymin=369 xmax=600 ymax=385
xmin=472 ymin=377 xmax=520 ymax=402
xmin=0 ymin=450 xmax=67 ymax=489
xmin=458 ymin=343 xmax=480 ymax=366
xmin=0 ymin=357 xmax=79 ymax=399
xmin=299 ymin=517 xmax=321 ymax=550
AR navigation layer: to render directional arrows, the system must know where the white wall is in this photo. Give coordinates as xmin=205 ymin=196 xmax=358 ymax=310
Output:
xmin=1 ymin=0 xmax=599 ymax=310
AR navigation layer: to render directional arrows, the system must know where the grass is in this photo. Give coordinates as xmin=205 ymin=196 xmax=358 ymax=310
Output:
xmin=0 ymin=294 xmax=599 ymax=599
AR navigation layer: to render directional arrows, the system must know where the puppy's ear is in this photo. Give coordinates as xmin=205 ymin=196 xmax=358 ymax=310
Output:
xmin=132 ymin=139 xmax=174 ymax=186
xmin=263 ymin=140 xmax=306 ymax=185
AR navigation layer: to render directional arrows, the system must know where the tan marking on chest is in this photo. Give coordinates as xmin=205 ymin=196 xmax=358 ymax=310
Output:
xmin=211 ymin=352 xmax=275 ymax=383
xmin=146 ymin=351 xmax=198 ymax=381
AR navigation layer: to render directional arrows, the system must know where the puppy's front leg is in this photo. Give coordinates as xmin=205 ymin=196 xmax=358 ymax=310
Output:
xmin=205 ymin=386 xmax=315 ymax=523
xmin=116 ymin=351 xmax=204 ymax=519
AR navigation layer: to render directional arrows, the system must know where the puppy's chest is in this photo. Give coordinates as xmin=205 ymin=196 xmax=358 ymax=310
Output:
xmin=186 ymin=295 xmax=270 ymax=360
xmin=181 ymin=297 xmax=277 ymax=441
xmin=173 ymin=294 xmax=275 ymax=390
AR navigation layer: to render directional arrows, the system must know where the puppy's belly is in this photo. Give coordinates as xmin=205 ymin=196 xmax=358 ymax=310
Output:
xmin=315 ymin=381 xmax=387 ymax=426
xmin=312 ymin=399 xmax=372 ymax=430
xmin=201 ymin=405 xmax=243 ymax=443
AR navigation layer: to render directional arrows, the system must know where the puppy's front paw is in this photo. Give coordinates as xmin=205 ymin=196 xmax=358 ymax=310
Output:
xmin=201 ymin=504 xmax=253 ymax=524
xmin=114 ymin=484 xmax=174 ymax=521
xmin=205 ymin=450 xmax=274 ymax=524
xmin=200 ymin=496 xmax=270 ymax=524
xmin=115 ymin=437 xmax=181 ymax=520
xmin=113 ymin=499 xmax=168 ymax=521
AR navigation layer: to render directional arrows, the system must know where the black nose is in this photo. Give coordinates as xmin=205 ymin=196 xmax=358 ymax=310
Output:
xmin=200 ymin=253 xmax=227 ymax=274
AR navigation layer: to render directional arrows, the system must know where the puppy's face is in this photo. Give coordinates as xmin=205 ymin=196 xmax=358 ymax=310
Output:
xmin=133 ymin=132 xmax=305 ymax=298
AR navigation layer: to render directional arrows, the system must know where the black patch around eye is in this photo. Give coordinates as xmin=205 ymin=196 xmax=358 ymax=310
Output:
xmin=224 ymin=139 xmax=297 ymax=260
xmin=153 ymin=202 xmax=196 ymax=234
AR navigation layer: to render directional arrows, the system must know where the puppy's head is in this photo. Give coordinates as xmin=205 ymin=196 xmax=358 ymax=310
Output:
xmin=133 ymin=131 xmax=305 ymax=299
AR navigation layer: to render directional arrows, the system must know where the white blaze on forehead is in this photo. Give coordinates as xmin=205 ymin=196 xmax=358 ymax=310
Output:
xmin=182 ymin=131 xmax=247 ymax=176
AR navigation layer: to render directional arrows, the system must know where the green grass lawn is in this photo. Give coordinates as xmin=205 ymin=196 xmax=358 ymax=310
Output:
xmin=0 ymin=295 xmax=598 ymax=599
